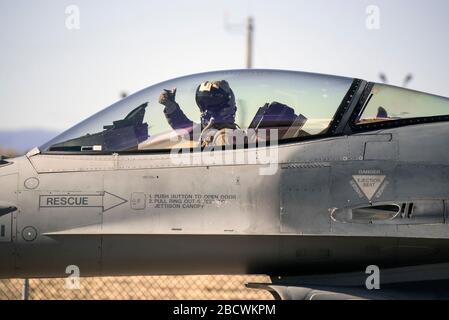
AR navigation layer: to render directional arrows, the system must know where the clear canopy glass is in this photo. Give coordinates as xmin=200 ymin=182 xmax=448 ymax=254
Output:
xmin=356 ymin=84 xmax=449 ymax=125
xmin=41 ymin=70 xmax=354 ymax=153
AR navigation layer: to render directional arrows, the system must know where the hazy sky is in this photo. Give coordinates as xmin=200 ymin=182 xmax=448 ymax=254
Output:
xmin=1 ymin=0 xmax=448 ymax=130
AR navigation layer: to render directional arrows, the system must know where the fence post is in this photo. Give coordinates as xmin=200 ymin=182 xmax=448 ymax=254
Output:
xmin=22 ymin=279 xmax=29 ymax=300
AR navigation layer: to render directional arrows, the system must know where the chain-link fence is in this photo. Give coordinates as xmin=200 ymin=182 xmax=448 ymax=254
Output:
xmin=0 ymin=275 xmax=273 ymax=300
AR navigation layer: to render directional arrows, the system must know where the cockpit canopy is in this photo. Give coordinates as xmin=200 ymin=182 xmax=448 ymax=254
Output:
xmin=354 ymin=84 xmax=449 ymax=127
xmin=42 ymin=70 xmax=353 ymax=152
xmin=41 ymin=69 xmax=449 ymax=153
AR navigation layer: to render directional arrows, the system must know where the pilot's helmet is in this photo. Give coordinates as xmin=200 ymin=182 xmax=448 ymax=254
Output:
xmin=195 ymin=80 xmax=237 ymax=126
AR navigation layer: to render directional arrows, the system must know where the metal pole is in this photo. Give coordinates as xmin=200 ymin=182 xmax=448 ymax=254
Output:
xmin=403 ymin=73 xmax=413 ymax=88
xmin=246 ymin=17 xmax=254 ymax=69
xmin=379 ymin=73 xmax=388 ymax=84
xmin=22 ymin=278 xmax=30 ymax=300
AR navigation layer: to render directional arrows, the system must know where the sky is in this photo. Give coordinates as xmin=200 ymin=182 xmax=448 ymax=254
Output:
xmin=0 ymin=0 xmax=448 ymax=131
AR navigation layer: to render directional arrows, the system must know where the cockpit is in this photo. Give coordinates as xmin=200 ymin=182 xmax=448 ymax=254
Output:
xmin=40 ymin=70 xmax=449 ymax=154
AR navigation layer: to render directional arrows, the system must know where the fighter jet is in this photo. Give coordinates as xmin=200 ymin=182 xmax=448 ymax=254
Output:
xmin=1 ymin=69 xmax=449 ymax=300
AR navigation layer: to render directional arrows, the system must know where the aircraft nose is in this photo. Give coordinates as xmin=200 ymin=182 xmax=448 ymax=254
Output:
xmin=0 ymin=159 xmax=19 ymax=278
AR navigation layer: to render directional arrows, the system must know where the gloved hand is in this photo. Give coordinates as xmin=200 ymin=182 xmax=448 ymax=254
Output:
xmin=159 ymin=88 xmax=177 ymax=106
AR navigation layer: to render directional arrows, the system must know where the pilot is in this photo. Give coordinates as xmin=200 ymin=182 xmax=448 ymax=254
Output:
xmin=159 ymin=80 xmax=238 ymax=147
